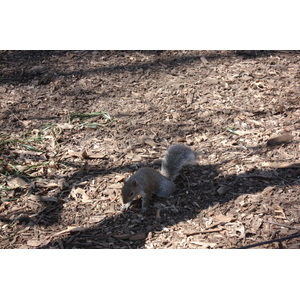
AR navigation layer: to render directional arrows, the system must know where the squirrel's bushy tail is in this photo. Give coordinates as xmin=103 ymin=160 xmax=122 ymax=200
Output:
xmin=160 ymin=144 xmax=196 ymax=181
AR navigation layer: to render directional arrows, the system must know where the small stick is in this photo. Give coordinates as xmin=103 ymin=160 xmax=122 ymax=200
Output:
xmin=264 ymin=220 xmax=300 ymax=230
xmin=185 ymin=228 xmax=223 ymax=236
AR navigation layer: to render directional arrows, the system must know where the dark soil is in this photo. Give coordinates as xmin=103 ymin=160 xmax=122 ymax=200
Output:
xmin=0 ymin=50 xmax=299 ymax=249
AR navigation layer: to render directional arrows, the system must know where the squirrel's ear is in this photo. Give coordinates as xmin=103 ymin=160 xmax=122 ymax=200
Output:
xmin=132 ymin=180 xmax=137 ymax=187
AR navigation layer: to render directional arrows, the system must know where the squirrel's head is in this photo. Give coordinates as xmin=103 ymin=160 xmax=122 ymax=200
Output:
xmin=121 ymin=178 xmax=138 ymax=205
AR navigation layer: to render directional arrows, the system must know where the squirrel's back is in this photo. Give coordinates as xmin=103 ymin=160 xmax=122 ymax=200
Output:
xmin=160 ymin=144 xmax=196 ymax=181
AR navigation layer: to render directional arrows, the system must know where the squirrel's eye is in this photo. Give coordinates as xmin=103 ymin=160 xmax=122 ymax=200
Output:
xmin=130 ymin=192 xmax=134 ymax=197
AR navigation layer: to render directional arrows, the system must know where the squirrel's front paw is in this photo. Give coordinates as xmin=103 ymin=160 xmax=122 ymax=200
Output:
xmin=121 ymin=203 xmax=131 ymax=211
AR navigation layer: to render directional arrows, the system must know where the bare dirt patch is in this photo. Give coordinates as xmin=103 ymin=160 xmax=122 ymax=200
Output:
xmin=0 ymin=50 xmax=299 ymax=249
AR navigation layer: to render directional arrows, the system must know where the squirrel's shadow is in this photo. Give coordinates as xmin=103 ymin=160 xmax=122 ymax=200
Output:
xmin=39 ymin=163 xmax=299 ymax=248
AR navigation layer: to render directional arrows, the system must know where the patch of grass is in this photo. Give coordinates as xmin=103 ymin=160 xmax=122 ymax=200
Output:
xmin=1 ymin=159 xmax=50 ymax=178
xmin=38 ymin=122 xmax=55 ymax=131
xmin=23 ymin=145 xmax=43 ymax=152
xmin=0 ymin=184 xmax=23 ymax=202
xmin=0 ymin=137 xmax=22 ymax=146
xmin=0 ymin=111 xmax=114 ymax=205
xmin=19 ymin=161 xmax=50 ymax=175
xmin=0 ymin=133 xmax=45 ymax=150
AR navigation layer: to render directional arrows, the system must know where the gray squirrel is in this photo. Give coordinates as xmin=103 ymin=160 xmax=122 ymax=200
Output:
xmin=121 ymin=144 xmax=196 ymax=211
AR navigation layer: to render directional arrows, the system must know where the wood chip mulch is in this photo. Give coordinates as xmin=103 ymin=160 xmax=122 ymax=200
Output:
xmin=0 ymin=50 xmax=299 ymax=249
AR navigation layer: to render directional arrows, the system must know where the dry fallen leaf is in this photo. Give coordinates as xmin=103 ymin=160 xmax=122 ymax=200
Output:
xmin=27 ymin=239 xmax=43 ymax=247
xmin=251 ymin=217 xmax=263 ymax=231
xmin=109 ymin=183 xmax=122 ymax=189
xmin=143 ymin=138 xmax=157 ymax=147
xmin=7 ymin=177 xmax=31 ymax=189
xmin=273 ymin=203 xmax=286 ymax=219
xmin=115 ymin=175 xmax=126 ymax=183
xmin=67 ymin=150 xmax=90 ymax=158
xmin=200 ymin=56 xmax=208 ymax=64
xmin=70 ymin=187 xmax=91 ymax=203
xmin=214 ymin=215 xmax=234 ymax=223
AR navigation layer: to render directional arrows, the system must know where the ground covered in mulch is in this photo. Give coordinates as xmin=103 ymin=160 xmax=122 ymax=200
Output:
xmin=0 ymin=50 xmax=299 ymax=249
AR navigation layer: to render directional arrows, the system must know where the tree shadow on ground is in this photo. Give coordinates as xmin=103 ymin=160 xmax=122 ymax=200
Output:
xmin=38 ymin=161 xmax=299 ymax=249
xmin=1 ymin=50 xmax=296 ymax=86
